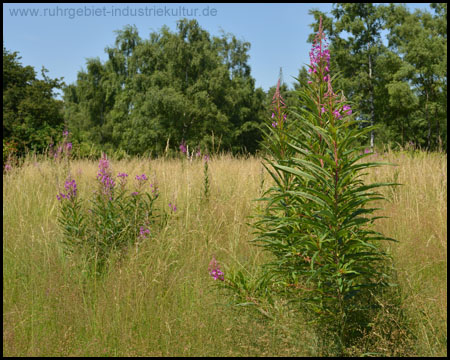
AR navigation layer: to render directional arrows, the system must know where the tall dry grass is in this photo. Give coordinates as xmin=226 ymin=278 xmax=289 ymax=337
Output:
xmin=365 ymin=150 xmax=447 ymax=356
xmin=3 ymin=150 xmax=447 ymax=356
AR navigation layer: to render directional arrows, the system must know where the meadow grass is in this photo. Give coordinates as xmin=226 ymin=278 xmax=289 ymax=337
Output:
xmin=3 ymin=150 xmax=447 ymax=356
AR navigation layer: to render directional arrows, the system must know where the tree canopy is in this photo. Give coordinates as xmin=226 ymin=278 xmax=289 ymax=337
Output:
xmin=3 ymin=46 xmax=65 ymax=155
xmin=3 ymin=5 xmax=447 ymax=157
xmin=63 ymin=19 xmax=267 ymax=156
xmin=304 ymin=3 xmax=447 ymax=151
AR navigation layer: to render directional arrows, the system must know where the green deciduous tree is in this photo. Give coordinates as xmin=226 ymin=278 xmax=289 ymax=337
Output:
xmin=3 ymin=46 xmax=65 ymax=155
xmin=64 ymin=19 xmax=266 ymax=156
xmin=304 ymin=3 xmax=447 ymax=151
xmin=382 ymin=3 xmax=447 ymax=150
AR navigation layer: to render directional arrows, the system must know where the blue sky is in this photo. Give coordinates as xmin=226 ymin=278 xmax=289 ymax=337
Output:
xmin=3 ymin=3 xmax=433 ymax=96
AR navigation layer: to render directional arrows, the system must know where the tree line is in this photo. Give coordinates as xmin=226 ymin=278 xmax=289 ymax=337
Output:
xmin=3 ymin=3 xmax=447 ymax=159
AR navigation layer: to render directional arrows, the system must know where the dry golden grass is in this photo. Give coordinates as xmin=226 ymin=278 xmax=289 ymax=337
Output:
xmin=3 ymin=150 xmax=447 ymax=356
xmin=367 ymin=150 xmax=447 ymax=356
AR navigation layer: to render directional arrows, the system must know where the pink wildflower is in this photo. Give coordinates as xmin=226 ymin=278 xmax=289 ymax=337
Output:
xmin=208 ymin=256 xmax=224 ymax=281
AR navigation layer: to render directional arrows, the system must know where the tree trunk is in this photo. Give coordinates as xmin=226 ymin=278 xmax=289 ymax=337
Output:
xmin=434 ymin=103 xmax=440 ymax=151
xmin=426 ymin=90 xmax=430 ymax=151
xmin=368 ymin=52 xmax=375 ymax=150
xmin=401 ymin=117 xmax=404 ymax=148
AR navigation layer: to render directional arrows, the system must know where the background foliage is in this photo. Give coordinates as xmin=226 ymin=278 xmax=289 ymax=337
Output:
xmin=3 ymin=47 xmax=65 ymax=158
xmin=3 ymin=4 xmax=447 ymax=158
xmin=62 ymin=19 xmax=266 ymax=156
xmin=306 ymin=3 xmax=447 ymax=151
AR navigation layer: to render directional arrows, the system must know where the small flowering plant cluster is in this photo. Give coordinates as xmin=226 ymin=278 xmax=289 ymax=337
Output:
xmin=208 ymin=256 xmax=224 ymax=281
xmin=3 ymin=140 xmax=18 ymax=172
xmin=4 ymin=163 xmax=13 ymax=173
xmin=56 ymin=153 xmax=162 ymax=273
xmin=49 ymin=129 xmax=72 ymax=162
xmin=96 ymin=153 xmax=116 ymax=199
xmin=168 ymin=202 xmax=177 ymax=212
xmin=139 ymin=226 xmax=150 ymax=239
xmin=219 ymin=17 xmax=399 ymax=354
xmin=179 ymin=141 xmax=187 ymax=155
xmin=179 ymin=140 xmax=209 ymax=162
xmin=308 ymin=23 xmax=330 ymax=81
xmin=56 ymin=179 xmax=77 ymax=201
xmin=117 ymin=172 xmax=129 ymax=189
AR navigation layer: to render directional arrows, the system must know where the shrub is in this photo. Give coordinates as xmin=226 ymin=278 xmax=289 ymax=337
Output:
xmin=214 ymin=17 xmax=399 ymax=355
xmin=56 ymin=153 xmax=160 ymax=274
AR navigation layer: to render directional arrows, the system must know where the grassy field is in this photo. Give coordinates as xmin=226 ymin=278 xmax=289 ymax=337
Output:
xmin=3 ymin=150 xmax=447 ymax=356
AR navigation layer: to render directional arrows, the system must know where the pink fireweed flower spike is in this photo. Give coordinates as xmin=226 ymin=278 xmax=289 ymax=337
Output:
xmin=117 ymin=172 xmax=128 ymax=188
xmin=136 ymin=174 xmax=148 ymax=182
xmin=139 ymin=226 xmax=150 ymax=239
xmin=97 ymin=153 xmax=115 ymax=199
xmin=325 ymin=75 xmax=336 ymax=99
xmin=272 ymin=78 xmax=287 ymax=119
xmin=208 ymin=256 xmax=224 ymax=281
xmin=169 ymin=202 xmax=177 ymax=212
xmin=150 ymin=182 xmax=159 ymax=195
xmin=342 ymin=104 xmax=352 ymax=116
xmin=333 ymin=109 xmax=342 ymax=119
xmin=309 ymin=16 xmax=330 ymax=78
xmin=179 ymin=141 xmax=187 ymax=154
xmin=57 ymin=179 xmax=77 ymax=201
xmin=135 ymin=174 xmax=148 ymax=192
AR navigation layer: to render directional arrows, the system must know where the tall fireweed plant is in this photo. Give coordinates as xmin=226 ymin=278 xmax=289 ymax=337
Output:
xmin=211 ymin=17 xmax=399 ymax=355
xmin=57 ymin=153 xmax=161 ymax=275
